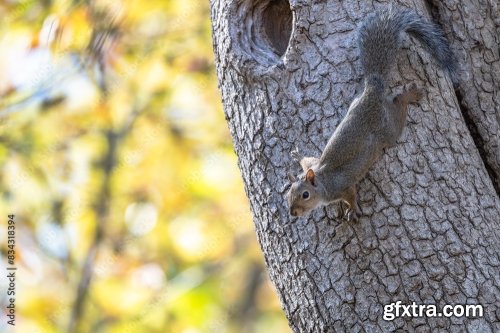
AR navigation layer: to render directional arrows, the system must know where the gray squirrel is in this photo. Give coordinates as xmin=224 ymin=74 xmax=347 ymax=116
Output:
xmin=287 ymin=7 xmax=456 ymax=221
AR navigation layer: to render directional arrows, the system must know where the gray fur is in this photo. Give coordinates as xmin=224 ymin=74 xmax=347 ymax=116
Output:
xmin=287 ymin=7 xmax=455 ymax=220
xmin=359 ymin=6 xmax=457 ymax=84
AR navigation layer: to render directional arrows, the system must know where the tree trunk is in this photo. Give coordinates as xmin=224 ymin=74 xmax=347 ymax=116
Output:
xmin=425 ymin=0 xmax=500 ymax=193
xmin=210 ymin=0 xmax=500 ymax=332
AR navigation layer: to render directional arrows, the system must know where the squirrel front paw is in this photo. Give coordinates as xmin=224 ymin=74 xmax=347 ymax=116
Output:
xmin=341 ymin=203 xmax=361 ymax=222
xmin=336 ymin=193 xmax=361 ymax=222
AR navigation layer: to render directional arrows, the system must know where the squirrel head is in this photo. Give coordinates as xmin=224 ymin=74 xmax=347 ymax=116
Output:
xmin=287 ymin=169 xmax=322 ymax=217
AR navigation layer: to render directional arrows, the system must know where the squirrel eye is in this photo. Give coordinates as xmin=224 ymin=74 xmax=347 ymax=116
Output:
xmin=302 ymin=191 xmax=310 ymax=199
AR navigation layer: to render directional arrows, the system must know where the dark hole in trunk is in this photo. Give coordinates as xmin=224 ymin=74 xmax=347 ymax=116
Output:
xmin=262 ymin=0 xmax=293 ymax=57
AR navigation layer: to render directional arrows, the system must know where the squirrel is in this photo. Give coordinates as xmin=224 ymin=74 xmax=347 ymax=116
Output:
xmin=286 ymin=6 xmax=456 ymax=221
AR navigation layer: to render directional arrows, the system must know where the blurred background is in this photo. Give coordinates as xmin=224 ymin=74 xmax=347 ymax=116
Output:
xmin=0 ymin=0 xmax=289 ymax=332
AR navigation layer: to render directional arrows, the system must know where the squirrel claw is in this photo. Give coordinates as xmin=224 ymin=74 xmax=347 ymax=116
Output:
xmin=345 ymin=209 xmax=352 ymax=221
xmin=336 ymin=203 xmax=344 ymax=218
xmin=343 ymin=207 xmax=352 ymax=221
xmin=336 ymin=201 xmax=360 ymax=222
xmin=291 ymin=147 xmax=301 ymax=161
xmin=408 ymin=83 xmax=418 ymax=90
xmin=343 ymin=206 xmax=360 ymax=222
xmin=345 ymin=209 xmax=359 ymax=222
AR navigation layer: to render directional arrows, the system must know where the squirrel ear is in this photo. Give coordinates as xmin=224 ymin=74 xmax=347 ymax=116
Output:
xmin=287 ymin=173 xmax=296 ymax=183
xmin=305 ymin=169 xmax=315 ymax=186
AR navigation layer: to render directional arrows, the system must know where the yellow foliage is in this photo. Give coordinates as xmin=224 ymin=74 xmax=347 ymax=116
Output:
xmin=0 ymin=0 xmax=290 ymax=332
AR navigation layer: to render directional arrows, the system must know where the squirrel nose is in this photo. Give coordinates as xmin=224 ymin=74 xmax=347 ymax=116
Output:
xmin=290 ymin=209 xmax=297 ymax=217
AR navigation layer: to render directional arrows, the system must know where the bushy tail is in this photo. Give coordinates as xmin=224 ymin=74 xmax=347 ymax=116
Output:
xmin=358 ymin=7 xmax=457 ymax=84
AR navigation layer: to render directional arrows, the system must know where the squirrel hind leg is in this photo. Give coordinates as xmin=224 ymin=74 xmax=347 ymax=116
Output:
xmin=384 ymin=84 xmax=424 ymax=146
xmin=393 ymin=83 xmax=424 ymax=109
xmin=404 ymin=83 xmax=424 ymax=104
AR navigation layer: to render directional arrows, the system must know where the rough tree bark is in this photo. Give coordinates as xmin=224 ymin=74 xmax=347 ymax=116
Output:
xmin=210 ymin=0 xmax=500 ymax=332
xmin=425 ymin=0 xmax=500 ymax=193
